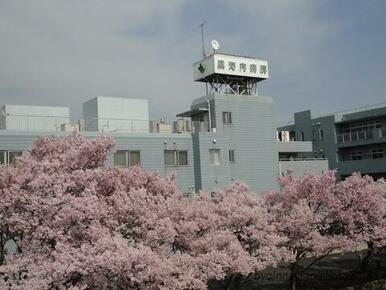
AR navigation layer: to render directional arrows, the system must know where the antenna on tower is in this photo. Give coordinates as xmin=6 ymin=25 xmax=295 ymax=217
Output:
xmin=197 ymin=21 xmax=207 ymax=57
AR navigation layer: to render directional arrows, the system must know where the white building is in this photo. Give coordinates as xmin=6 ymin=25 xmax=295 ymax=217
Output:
xmin=82 ymin=96 xmax=150 ymax=133
xmin=0 ymin=104 xmax=70 ymax=131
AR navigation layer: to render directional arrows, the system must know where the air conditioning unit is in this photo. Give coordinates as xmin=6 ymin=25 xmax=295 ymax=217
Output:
xmin=281 ymin=131 xmax=290 ymax=142
xmin=61 ymin=123 xmax=80 ymax=133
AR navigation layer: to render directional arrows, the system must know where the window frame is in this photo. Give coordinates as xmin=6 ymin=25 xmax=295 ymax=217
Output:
xmin=129 ymin=150 xmax=141 ymax=166
xmin=371 ymin=148 xmax=384 ymax=159
xmin=8 ymin=151 xmax=22 ymax=165
xmin=0 ymin=150 xmax=8 ymax=165
xmin=351 ymin=151 xmax=363 ymax=161
xmin=229 ymin=150 xmax=235 ymax=163
xmin=114 ymin=150 xmax=129 ymax=167
xmin=114 ymin=150 xmax=141 ymax=167
xmin=222 ymin=111 xmax=232 ymax=125
xmin=209 ymin=149 xmax=221 ymax=166
xmin=164 ymin=150 xmax=188 ymax=167
xmin=177 ymin=150 xmax=188 ymax=166
xmin=319 ymin=129 xmax=324 ymax=140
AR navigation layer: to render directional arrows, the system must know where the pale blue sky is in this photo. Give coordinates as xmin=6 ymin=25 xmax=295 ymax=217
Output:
xmin=0 ymin=0 xmax=385 ymax=124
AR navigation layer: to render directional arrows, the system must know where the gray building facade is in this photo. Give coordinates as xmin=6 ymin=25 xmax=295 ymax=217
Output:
xmin=278 ymin=103 xmax=386 ymax=179
xmin=180 ymin=92 xmax=279 ymax=192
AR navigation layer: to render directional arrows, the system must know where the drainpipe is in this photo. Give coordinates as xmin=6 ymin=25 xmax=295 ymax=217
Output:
xmin=207 ymin=100 xmax=212 ymax=132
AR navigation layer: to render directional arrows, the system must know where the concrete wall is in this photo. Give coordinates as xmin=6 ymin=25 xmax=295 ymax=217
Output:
xmin=278 ymin=141 xmax=313 ymax=153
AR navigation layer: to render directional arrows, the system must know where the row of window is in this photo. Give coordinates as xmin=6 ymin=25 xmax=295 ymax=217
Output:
xmin=349 ymin=148 xmax=384 ymax=161
xmin=346 ymin=120 xmax=383 ymax=132
xmin=0 ymin=150 xmax=23 ymax=165
xmin=112 ymin=149 xmax=237 ymax=167
xmin=216 ymin=60 xmax=267 ymax=75
xmin=0 ymin=149 xmax=237 ymax=168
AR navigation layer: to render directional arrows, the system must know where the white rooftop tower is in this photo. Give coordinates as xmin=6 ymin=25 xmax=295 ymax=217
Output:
xmin=193 ymin=52 xmax=269 ymax=95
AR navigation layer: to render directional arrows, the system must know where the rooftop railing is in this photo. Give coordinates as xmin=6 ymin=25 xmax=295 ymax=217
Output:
xmin=0 ymin=114 xmax=212 ymax=134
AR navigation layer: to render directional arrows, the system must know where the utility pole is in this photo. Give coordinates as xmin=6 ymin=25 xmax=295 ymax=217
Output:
xmin=197 ymin=21 xmax=206 ymax=57
xmin=197 ymin=21 xmax=208 ymax=95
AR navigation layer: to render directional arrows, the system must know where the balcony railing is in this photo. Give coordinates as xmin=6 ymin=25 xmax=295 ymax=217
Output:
xmin=279 ymin=158 xmax=327 ymax=162
xmin=336 ymin=128 xmax=386 ymax=144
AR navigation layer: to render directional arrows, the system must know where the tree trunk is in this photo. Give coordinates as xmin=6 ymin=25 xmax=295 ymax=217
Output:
xmin=231 ymin=274 xmax=242 ymax=290
xmin=360 ymin=241 xmax=374 ymax=272
xmin=222 ymin=274 xmax=243 ymax=290
xmin=0 ymin=233 xmax=4 ymax=266
xmin=289 ymin=262 xmax=297 ymax=290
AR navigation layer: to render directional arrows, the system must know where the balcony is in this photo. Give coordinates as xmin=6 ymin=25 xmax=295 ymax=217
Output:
xmin=336 ymin=128 xmax=386 ymax=146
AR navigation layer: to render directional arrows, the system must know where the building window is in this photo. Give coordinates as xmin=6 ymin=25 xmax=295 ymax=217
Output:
xmin=301 ymin=131 xmax=305 ymax=141
xmin=209 ymin=149 xmax=221 ymax=166
xmin=228 ymin=62 xmax=236 ymax=71
xmin=129 ymin=151 xmax=141 ymax=166
xmin=351 ymin=151 xmax=363 ymax=161
xmin=249 ymin=64 xmax=257 ymax=73
xmin=260 ymin=65 xmax=267 ymax=74
xmin=164 ymin=150 xmax=176 ymax=166
xmin=178 ymin=151 xmax=188 ymax=166
xmin=0 ymin=151 xmax=7 ymax=165
xmin=229 ymin=150 xmax=235 ymax=163
xmin=8 ymin=151 xmax=22 ymax=165
xmin=319 ymin=129 xmax=324 ymax=140
xmin=371 ymin=148 xmax=384 ymax=159
xmin=114 ymin=150 xmax=141 ymax=167
xmin=217 ymin=60 xmax=225 ymax=70
xmin=164 ymin=150 xmax=188 ymax=166
xmin=312 ymin=130 xmax=316 ymax=141
xmin=222 ymin=112 xmax=232 ymax=125
xmin=114 ymin=150 xmax=128 ymax=167
xmin=239 ymin=63 xmax=247 ymax=72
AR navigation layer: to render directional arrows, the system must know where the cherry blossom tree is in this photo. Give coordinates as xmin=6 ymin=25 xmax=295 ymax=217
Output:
xmin=2 ymin=134 xmax=384 ymax=290
xmin=261 ymin=171 xmax=355 ymax=290
xmin=0 ymin=134 xmax=207 ymax=290
xmin=0 ymin=165 xmax=17 ymax=267
xmin=332 ymin=173 xmax=386 ymax=272
xmin=173 ymin=182 xmax=288 ymax=290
